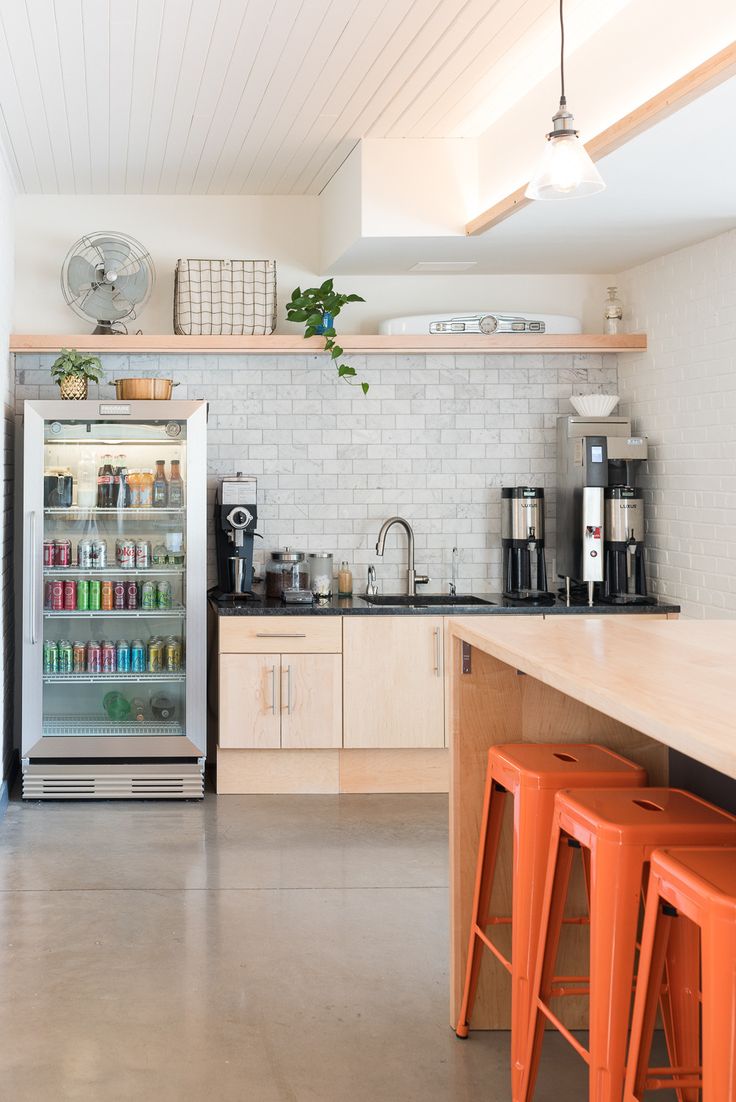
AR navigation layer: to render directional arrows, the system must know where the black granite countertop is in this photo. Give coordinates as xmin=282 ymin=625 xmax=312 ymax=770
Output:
xmin=209 ymin=589 xmax=680 ymax=617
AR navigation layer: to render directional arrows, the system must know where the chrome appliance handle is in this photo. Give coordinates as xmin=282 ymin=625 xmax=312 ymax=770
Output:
xmin=256 ymin=632 xmax=306 ymax=639
xmin=29 ymin=512 xmax=38 ymax=645
xmin=433 ymin=626 xmax=442 ymax=676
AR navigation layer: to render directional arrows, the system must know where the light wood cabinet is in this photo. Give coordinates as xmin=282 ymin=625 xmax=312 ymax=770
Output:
xmin=342 ymin=616 xmax=445 ymax=749
xmin=281 ymin=654 xmax=342 ymax=749
xmin=219 ymin=616 xmax=342 ymax=654
xmin=219 ymin=653 xmax=280 ymax=749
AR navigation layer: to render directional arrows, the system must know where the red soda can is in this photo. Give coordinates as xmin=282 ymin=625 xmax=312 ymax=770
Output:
xmin=87 ymin=640 xmax=101 ymax=673
xmin=54 ymin=539 xmax=72 ymax=567
xmin=63 ymin=579 xmax=77 ymax=610
xmin=43 ymin=540 xmax=55 ymax=567
xmin=113 ymin=581 xmax=126 ymax=610
xmin=101 ymin=640 xmax=116 ymax=673
xmin=51 ymin=580 xmax=64 ymax=610
xmin=44 ymin=581 xmax=53 ymax=609
xmin=126 ymin=581 xmax=139 ymax=609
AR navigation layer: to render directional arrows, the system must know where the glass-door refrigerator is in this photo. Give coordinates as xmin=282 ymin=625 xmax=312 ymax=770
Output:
xmin=20 ymin=400 xmax=207 ymax=799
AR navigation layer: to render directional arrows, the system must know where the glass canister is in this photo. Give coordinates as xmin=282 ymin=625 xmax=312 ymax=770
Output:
xmin=308 ymin=552 xmax=333 ymax=599
xmin=265 ymin=549 xmax=308 ymax=599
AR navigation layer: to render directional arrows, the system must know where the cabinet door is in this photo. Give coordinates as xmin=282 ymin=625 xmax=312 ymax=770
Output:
xmin=343 ymin=617 xmax=445 ymax=749
xmin=219 ymin=653 xmax=280 ymax=749
xmin=280 ymin=654 xmax=343 ymax=749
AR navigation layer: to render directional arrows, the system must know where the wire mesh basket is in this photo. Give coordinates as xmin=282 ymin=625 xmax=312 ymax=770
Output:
xmin=173 ymin=259 xmax=277 ymax=335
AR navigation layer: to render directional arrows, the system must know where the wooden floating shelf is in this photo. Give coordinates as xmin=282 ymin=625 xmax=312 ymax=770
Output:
xmin=10 ymin=333 xmax=647 ymax=355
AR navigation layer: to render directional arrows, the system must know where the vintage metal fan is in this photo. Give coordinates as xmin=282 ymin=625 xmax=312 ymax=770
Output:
xmin=61 ymin=231 xmax=155 ymax=334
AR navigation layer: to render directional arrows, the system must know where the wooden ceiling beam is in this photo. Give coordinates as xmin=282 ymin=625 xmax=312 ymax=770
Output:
xmin=466 ymin=40 xmax=736 ymax=237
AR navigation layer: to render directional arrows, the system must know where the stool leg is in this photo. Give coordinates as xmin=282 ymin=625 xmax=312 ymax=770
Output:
xmin=511 ymin=788 xmax=558 ymax=1099
xmin=588 ymin=840 xmax=643 ymax=1102
xmin=701 ymin=917 xmax=736 ymax=1102
xmin=661 ymin=912 xmax=701 ymax=1102
xmin=518 ymin=828 xmax=575 ymax=1102
xmin=455 ymin=777 xmax=507 ymax=1037
xmin=625 ymin=891 xmax=672 ymax=1101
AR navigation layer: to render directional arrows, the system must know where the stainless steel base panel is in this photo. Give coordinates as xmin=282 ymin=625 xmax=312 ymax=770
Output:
xmin=22 ymin=762 xmax=204 ymax=799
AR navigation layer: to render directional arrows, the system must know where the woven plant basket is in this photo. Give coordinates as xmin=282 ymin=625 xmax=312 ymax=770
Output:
xmin=59 ymin=375 xmax=88 ymax=400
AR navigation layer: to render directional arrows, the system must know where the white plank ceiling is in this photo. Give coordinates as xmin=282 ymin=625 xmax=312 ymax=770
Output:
xmin=0 ymin=0 xmax=608 ymax=194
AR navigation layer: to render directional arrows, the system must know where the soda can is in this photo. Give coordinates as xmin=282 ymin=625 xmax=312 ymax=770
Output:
xmin=92 ymin=539 xmax=107 ymax=569
xmin=165 ymin=637 xmax=182 ymax=672
xmin=113 ymin=581 xmax=126 ymax=610
xmin=117 ymin=538 xmax=136 ymax=569
xmin=44 ymin=581 xmax=53 ymax=610
xmin=131 ymin=640 xmax=146 ymax=673
xmin=58 ymin=640 xmax=74 ymax=673
xmin=141 ymin=580 xmax=157 ymax=610
xmin=76 ymin=578 xmax=89 ymax=611
xmin=77 ymin=538 xmax=94 ymax=569
xmin=72 ymin=641 xmax=86 ymax=672
xmin=87 ymin=640 xmax=102 ymax=673
xmin=156 ymin=580 xmax=172 ymax=609
xmin=147 ymin=639 xmax=163 ymax=673
xmin=54 ymin=539 xmax=72 ymax=567
xmin=51 ymin=580 xmax=64 ymax=610
xmin=102 ymin=640 xmax=116 ymax=673
xmin=43 ymin=640 xmax=58 ymax=674
xmin=126 ymin=581 xmax=139 ymax=610
xmin=116 ymin=640 xmax=131 ymax=673
xmin=63 ymin=579 xmax=77 ymax=611
xmin=135 ymin=540 xmax=151 ymax=569
xmin=43 ymin=540 xmax=55 ymax=567
xmin=101 ymin=580 xmax=114 ymax=611
xmin=88 ymin=579 xmax=101 ymax=612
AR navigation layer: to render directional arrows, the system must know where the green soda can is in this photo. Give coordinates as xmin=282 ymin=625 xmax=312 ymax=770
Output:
xmin=58 ymin=640 xmax=74 ymax=673
xmin=43 ymin=639 xmax=58 ymax=674
xmin=88 ymin=579 xmax=101 ymax=611
xmin=76 ymin=578 xmax=89 ymax=611
xmin=141 ymin=581 xmax=157 ymax=610
xmin=156 ymin=581 xmax=172 ymax=609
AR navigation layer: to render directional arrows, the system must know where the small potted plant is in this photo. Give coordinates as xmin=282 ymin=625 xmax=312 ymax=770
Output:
xmin=286 ymin=280 xmax=368 ymax=393
xmin=50 ymin=348 xmax=104 ymax=400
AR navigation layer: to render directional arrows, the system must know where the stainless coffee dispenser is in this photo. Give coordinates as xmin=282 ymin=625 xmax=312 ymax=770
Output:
xmin=213 ymin=473 xmax=259 ymax=600
xmin=602 ymin=486 xmax=651 ymax=603
xmin=501 ymin=486 xmax=554 ymax=604
xmin=556 ymin=416 xmax=649 ymax=606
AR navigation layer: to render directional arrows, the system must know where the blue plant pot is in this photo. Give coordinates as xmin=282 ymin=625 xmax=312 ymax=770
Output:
xmin=315 ymin=311 xmax=333 ymax=335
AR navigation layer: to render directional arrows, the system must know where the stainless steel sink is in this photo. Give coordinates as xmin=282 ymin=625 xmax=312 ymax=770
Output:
xmin=360 ymin=594 xmax=495 ymax=607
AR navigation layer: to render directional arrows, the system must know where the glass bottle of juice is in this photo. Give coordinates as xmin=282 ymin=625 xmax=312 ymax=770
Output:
xmin=139 ymin=469 xmax=154 ymax=508
xmin=152 ymin=460 xmax=168 ymax=508
xmin=127 ymin=470 xmax=140 ymax=508
xmin=168 ymin=459 xmax=184 ymax=507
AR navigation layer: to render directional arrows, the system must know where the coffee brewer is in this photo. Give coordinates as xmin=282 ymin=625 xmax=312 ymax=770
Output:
xmin=213 ymin=473 xmax=259 ymax=600
xmin=556 ymin=416 xmax=653 ymax=605
xmin=501 ymin=486 xmax=554 ymax=604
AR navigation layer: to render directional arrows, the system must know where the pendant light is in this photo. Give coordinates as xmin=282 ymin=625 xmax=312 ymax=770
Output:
xmin=526 ymin=0 xmax=605 ymax=200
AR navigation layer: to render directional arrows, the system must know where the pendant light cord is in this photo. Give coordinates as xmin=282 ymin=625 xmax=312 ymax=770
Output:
xmin=559 ymin=0 xmax=566 ymax=107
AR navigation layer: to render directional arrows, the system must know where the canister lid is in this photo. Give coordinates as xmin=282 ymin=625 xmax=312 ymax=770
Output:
xmin=269 ymin=547 xmax=305 ymax=562
xmin=501 ymin=486 xmax=544 ymax=499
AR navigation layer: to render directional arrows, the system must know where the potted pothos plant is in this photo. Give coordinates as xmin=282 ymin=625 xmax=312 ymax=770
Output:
xmin=50 ymin=348 xmax=104 ymax=400
xmin=286 ymin=280 xmax=368 ymax=393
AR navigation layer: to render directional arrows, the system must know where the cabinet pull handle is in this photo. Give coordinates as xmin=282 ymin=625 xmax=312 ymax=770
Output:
xmin=283 ymin=665 xmax=292 ymax=714
xmin=270 ymin=665 xmax=277 ymax=714
xmin=433 ymin=626 xmax=441 ymax=676
xmin=256 ymin=632 xmax=307 ymax=638
xmin=29 ymin=512 xmax=38 ymax=645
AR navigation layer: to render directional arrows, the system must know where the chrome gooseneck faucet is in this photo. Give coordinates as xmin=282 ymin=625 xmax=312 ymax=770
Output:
xmin=375 ymin=516 xmax=429 ymax=598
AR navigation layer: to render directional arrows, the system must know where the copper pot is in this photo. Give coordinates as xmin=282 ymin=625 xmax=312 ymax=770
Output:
xmin=113 ymin=378 xmax=179 ymax=400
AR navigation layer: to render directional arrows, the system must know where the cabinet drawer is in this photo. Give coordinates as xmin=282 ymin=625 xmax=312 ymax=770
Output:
xmin=219 ymin=616 xmax=342 ymax=654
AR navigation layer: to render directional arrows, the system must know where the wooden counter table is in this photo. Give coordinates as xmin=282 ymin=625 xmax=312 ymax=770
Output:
xmin=446 ymin=617 xmax=736 ymax=1030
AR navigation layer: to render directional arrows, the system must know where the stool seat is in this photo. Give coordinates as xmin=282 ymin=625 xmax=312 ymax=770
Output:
xmin=557 ymin=786 xmax=736 ymax=845
xmin=653 ymin=845 xmax=736 ymax=917
xmin=491 ymin=743 xmax=646 ymax=791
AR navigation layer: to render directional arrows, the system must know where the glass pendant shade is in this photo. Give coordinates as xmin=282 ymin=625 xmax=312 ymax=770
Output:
xmin=526 ymin=131 xmax=606 ymax=200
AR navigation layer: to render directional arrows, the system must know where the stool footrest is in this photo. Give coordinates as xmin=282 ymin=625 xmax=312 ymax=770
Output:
xmin=536 ymin=1000 xmax=590 ymax=1063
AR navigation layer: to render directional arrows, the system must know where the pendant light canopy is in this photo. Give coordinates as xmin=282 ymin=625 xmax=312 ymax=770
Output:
xmin=526 ymin=1 xmax=605 ymax=201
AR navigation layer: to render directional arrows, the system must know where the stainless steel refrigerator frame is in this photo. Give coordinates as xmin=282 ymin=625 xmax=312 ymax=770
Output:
xmin=19 ymin=399 xmax=207 ymax=798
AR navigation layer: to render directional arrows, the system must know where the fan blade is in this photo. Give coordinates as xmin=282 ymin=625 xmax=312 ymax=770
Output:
xmin=80 ymin=284 xmax=131 ymax=322
xmin=91 ymin=236 xmax=132 ymax=278
xmin=115 ymin=266 xmax=149 ymax=304
xmin=67 ymin=254 xmax=98 ymax=296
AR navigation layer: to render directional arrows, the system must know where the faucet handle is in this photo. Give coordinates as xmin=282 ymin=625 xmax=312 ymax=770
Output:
xmin=414 ymin=573 xmax=430 ymax=587
xmin=366 ymin=564 xmax=378 ymax=596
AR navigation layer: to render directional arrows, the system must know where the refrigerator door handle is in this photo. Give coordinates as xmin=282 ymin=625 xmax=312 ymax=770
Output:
xmin=29 ymin=511 xmax=38 ymax=645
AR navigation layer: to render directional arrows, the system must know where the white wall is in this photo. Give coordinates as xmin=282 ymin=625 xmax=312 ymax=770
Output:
xmin=618 ymin=228 xmax=736 ymax=618
xmin=14 ymin=194 xmax=606 ymax=333
xmin=0 ymin=148 xmax=15 ymax=789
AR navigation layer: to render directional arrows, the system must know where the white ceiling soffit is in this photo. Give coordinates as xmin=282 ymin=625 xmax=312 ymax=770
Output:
xmin=0 ymin=0 xmax=620 ymax=195
xmin=327 ymin=76 xmax=736 ymax=275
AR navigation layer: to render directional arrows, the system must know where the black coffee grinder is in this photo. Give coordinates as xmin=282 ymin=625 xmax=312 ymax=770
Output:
xmin=212 ymin=473 xmax=259 ymax=601
xmin=601 ymin=486 xmax=654 ymax=604
xmin=501 ymin=486 xmax=554 ymax=604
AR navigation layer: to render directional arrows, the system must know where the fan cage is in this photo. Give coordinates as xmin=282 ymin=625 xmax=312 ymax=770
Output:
xmin=173 ymin=259 xmax=276 ymax=336
xmin=61 ymin=231 xmax=155 ymax=325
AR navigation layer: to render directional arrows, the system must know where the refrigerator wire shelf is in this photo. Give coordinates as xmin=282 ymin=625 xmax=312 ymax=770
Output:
xmin=43 ymin=671 xmax=185 ymax=684
xmin=43 ymin=567 xmax=185 ymax=576
xmin=44 ymin=605 xmax=185 ymax=618
xmin=43 ymin=507 xmax=185 ymax=515
xmin=43 ymin=715 xmax=184 ymax=737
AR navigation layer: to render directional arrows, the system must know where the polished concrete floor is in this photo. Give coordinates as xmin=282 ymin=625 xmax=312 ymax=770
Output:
xmin=0 ymin=792 xmax=673 ymax=1101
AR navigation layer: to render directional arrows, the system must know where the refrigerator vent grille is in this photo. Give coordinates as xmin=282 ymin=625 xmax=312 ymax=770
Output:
xmin=23 ymin=765 xmax=203 ymax=800
xmin=43 ymin=716 xmax=184 ymax=738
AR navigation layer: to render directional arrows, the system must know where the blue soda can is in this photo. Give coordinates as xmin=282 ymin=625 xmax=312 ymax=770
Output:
xmin=130 ymin=640 xmax=146 ymax=673
xmin=116 ymin=640 xmax=131 ymax=673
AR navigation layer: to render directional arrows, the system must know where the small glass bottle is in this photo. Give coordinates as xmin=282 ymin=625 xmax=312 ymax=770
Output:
xmin=168 ymin=458 xmax=184 ymax=507
xmin=338 ymin=561 xmax=353 ymax=597
xmin=153 ymin=459 xmax=168 ymax=508
xmin=604 ymin=286 xmax=623 ymax=335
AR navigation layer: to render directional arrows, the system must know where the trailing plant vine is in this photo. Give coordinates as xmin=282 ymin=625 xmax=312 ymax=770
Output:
xmin=286 ymin=280 xmax=368 ymax=393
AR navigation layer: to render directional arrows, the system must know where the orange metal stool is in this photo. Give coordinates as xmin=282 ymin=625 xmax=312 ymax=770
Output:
xmin=625 ymin=846 xmax=736 ymax=1102
xmin=454 ymin=743 xmax=647 ymax=1098
xmin=519 ymin=788 xmax=736 ymax=1102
